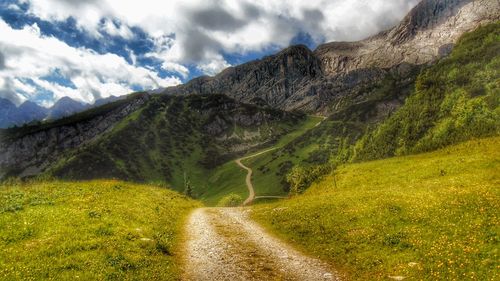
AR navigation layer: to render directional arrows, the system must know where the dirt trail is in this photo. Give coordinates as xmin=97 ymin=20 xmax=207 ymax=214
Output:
xmin=235 ymin=148 xmax=277 ymax=205
xmin=183 ymin=208 xmax=340 ymax=281
xmin=235 ymin=116 xmax=325 ymax=205
xmin=314 ymin=116 xmax=327 ymax=127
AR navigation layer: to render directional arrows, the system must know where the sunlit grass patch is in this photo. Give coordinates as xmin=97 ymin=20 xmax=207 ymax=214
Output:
xmin=0 ymin=180 xmax=201 ymax=280
xmin=252 ymin=137 xmax=500 ymax=280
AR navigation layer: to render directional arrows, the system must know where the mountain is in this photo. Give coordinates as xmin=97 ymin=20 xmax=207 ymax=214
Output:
xmin=163 ymin=0 xmax=499 ymax=114
xmin=0 ymin=98 xmax=18 ymax=128
xmin=17 ymin=101 xmax=48 ymax=123
xmin=0 ymin=93 xmax=303 ymax=182
xmin=315 ymin=0 xmax=500 ymax=75
xmin=92 ymin=95 xmax=124 ymax=107
xmin=242 ymin=22 xmax=500 ymax=194
xmin=46 ymin=97 xmax=87 ymax=120
xmin=0 ymin=93 xmax=150 ymax=178
xmin=0 ymin=96 xmax=127 ymax=129
xmin=0 ymin=0 xmax=498 ymax=187
xmin=0 ymin=99 xmax=47 ymax=128
xmin=353 ymin=21 xmax=500 ymax=160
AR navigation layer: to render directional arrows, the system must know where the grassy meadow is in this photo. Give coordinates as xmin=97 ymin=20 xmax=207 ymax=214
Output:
xmin=0 ymin=180 xmax=200 ymax=280
xmin=252 ymin=137 xmax=499 ymax=280
xmin=200 ymin=115 xmax=323 ymax=205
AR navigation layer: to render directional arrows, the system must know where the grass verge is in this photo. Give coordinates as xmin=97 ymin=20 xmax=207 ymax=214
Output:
xmin=0 ymin=180 xmax=201 ymax=280
xmin=252 ymin=137 xmax=499 ymax=280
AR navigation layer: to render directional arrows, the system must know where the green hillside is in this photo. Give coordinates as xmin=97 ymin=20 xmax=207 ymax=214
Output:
xmin=201 ymin=115 xmax=323 ymax=205
xmin=354 ymin=22 xmax=500 ymax=160
xmin=252 ymin=137 xmax=500 ymax=280
xmin=233 ymin=61 xmax=419 ymax=196
xmin=242 ymin=22 xmax=500 ymax=198
xmin=0 ymin=180 xmax=200 ymax=280
xmin=47 ymin=94 xmax=304 ymax=196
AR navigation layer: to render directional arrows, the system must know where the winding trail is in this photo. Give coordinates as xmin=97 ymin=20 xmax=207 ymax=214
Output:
xmin=235 ymin=148 xmax=278 ymax=205
xmin=235 ymin=116 xmax=326 ymax=205
xmin=183 ymin=208 xmax=340 ymax=281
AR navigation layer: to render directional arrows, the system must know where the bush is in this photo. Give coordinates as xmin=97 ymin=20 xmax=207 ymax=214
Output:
xmin=217 ymin=193 xmax=243 ymax=207
xmin=286 ymin=164 xmax=332 ymax=195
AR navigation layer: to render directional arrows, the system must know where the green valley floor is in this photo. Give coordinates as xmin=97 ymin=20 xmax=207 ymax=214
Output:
xmin=0 ymin=137 xmax=498 ymax=280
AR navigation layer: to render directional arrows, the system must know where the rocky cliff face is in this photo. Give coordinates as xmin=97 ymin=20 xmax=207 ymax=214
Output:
xmin=162 ymin=0 xmax=499 ymax=114
xmin=0 ymin=94 xmax=149 ymax=179
xmin=164 ymin=45 xmax=323 ymax=111
xmin=316 ymin=0 xmax=500 ymax=75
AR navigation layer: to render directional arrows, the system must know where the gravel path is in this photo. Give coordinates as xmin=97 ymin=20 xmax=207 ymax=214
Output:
xmin=183 ymin=208 xmax=340 ymax=281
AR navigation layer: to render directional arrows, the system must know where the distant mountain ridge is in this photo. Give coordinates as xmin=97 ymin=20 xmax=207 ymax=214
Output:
xmin=0 ymin=95 xmax=124 ymax=128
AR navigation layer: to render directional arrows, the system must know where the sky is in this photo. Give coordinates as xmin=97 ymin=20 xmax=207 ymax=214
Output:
xmin=0 ymin=0 xmax=420 ymax=107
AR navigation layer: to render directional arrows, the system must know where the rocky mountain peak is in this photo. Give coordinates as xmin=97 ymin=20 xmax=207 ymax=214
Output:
xmin=388 ymin=0 xmax=469 ymax=44
xmin=315 ymin=0 xmax=500 ymax=76
xmin=48 ymin=97 xmax=86 ymax=120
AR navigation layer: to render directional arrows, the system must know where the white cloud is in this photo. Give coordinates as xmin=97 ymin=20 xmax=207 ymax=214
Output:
xmin=101 ymin=19 xmax=134 ymax=39
xmin=7 ymin=3 xmax=22 ymax=11
xmin=160 ymin=62 xmax=190 ymax=79
xmin=22 ymin=0 xmax=419 ymax=76
xmin=0 ymin=19 xmax=181 ymax=106
xmin=196 ymin=55 xmax=231 ymax=76
xmin=13 ymin=78 xmax=36 ymax=95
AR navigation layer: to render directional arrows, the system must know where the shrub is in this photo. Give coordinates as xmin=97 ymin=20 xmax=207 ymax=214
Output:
xmin=286 ymin=164 xmax=332 ymax=195
xmin=217 ymin=193 xmax=243 ymax=207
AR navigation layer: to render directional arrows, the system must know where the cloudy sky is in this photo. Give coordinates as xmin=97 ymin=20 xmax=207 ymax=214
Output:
xmin=0 ymin=0 xmax=419 ymax=107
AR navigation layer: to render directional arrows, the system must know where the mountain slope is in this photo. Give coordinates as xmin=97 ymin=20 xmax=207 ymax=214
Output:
xmin=17 ymin=101 xmax=48 ymax=123
xmin=229 ymin=21 xmax=500 ymax=197
xmin=162 ymin=0 xmax=499 ymax=114
xmin=0 ymin=93 xmax=150 ymax=179
xmin=47 ymin=97 xmax=87 ymax=120
xmin=353 ymin=22 xmax=500 ymax=160
xmin=0 ymin=98 xmax=18 ymax=128
xmin=0 ymin=93 xmax=304 ymax=190
xmin=48 ymin=94 xmax=303 ymax=189
xmin=316 ymin=0 xmax=500 ymax=75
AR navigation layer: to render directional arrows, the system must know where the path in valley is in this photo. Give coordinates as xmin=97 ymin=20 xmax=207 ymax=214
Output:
xmin=235 ymin=148 xmax=281 ymax=205
xmin=183 ymin=116 xmax=337 ymax=280
xmin=183 ymin=207 xmax=340 ymax=281
xmin=236 ymin=116 xmax=326 ymax=205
